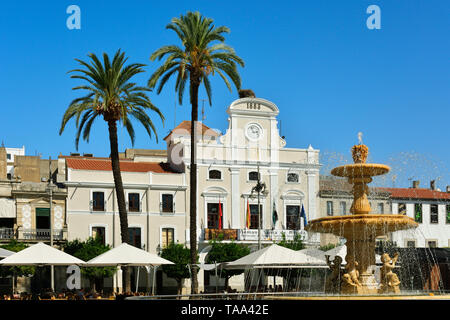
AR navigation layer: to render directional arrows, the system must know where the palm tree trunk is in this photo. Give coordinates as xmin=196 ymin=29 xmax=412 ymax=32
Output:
xmin=189 ymin=74 xmax=200 ymax=295
xmin=107 ymin=120 xmax=131 ymax=292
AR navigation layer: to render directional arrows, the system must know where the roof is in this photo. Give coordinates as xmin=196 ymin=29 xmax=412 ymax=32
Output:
xmin=163 ymin=120 xmax=219 ymax=140
xmin=66 ymin=158 xmax=176 ymax=174
xmin=379 ymin=187 xmax=450 ymax=200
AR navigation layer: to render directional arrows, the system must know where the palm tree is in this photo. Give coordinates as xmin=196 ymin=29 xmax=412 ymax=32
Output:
xmin=59 ymin=49 xmax=164 ymax=291
xmin=148 ymin=11 xmax=244 ymax=294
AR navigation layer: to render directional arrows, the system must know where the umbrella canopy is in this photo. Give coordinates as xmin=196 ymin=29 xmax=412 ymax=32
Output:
xmin=323 ymin=245 xmax=381 ymax=264
xmin=86 ymin=243 xmax=174 ymax=267
xmin=297 ymin=248 xmax=327 ymax=263
xmin=0 ymin=247 xmax=15 ymax=259
xmin=224 ymin=244 xmax=326 ymax=269
xmin=0 ymin=242 xmax=85 ymax=266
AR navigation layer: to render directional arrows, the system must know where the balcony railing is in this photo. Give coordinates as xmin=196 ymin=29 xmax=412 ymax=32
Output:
xmin=0 ymin=228 xmax=14 ymax=239
xmin=203 ymin=228 xmax=307 ymax=241
xmin=22 ymin=229 xmax=64 ymax=241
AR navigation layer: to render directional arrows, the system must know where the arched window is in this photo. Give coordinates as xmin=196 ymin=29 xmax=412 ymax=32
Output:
xmin=208 ymin=170 xmax=222 ymax=180
xmin=248 ymin=171 xmax=260 ymax=181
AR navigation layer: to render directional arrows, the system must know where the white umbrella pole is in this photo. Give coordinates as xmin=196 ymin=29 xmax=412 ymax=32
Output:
xmin=135 ymin=267 xmax=140 ymax=293
xmin=152 ymin=266 xmax=156 ymax=295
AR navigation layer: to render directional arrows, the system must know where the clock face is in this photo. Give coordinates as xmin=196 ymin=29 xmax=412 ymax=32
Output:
xmin=246 ymin=123 xmax=262 ymax=141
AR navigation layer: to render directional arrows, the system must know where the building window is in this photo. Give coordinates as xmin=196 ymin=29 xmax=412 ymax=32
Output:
xmin=162 ymin=228 xmax=174 ymax=249
xmin=446 ymin=205 xmax=450 ymax=224
xmin=128 ymin=193 xmax=140 ymax=212
xmin=6 ymin=154 xmax=11 ymax=160
xmin=406 ymin=240 xmax=416 ymax=248
xmin=248 ymin=171 xmax=260 ymax=182
xmin=339 ymin=202 xmax=346 ymax=215
xmin=92 ymin=191 xmax=105 ymax=211
xmin=249 ymin=204 xmax=262 ymax=229
xmin=287 ymin=173 xmax=299 ymax=183
xmin=161 ymin=194 xmax=174 ymax=213
xmin=286 ymin=205 xmax=300 ymax=230
xmin=398 ymin=203 xmax=406 ymax=215
xmin=128 ymin=227 xmax=141 ymax=248
xmin=92 ymin=226 xmax=106 ymax=245
xmin=208 ymin=170 xmax=222 ymax=180
xmin=378 ymin=203 xmax=384 ymax=214
xmin=426 ymin=240 xmax=437 ymax=248
xmin=6 ymin=173 xmax=11 ymax=180
xmin=414 ymin=204 xmax=422 ymax=223
xmin=35 ymin=208 xmax=50 ymax=229
xmin=430 ymin=204 xmax=438 ymax=224
xmin=207 ymin=203 xmax=223 ymax=229
xmin=326 ymin=201 xmax=333 ymax=216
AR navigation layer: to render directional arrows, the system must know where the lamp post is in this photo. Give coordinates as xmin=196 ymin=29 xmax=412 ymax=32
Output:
xmin=46 ymin=157 xmax=55 ymax=291
xmin=251 ymin=164 xmax=267 ymax=250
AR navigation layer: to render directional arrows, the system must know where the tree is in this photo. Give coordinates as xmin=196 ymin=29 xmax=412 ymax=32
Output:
xmin=63 ymin=237 xmax=116 ymax=292
xmin=160 ymin=243 xmax=197 ymax=296
xmin=205 ymin=236 xmax=250 ymax=290
xmin=148 ymin=11 xmax=244 ymax=294
xmin=276 ymin=233 xmax=304 ymax=251
xmin=0 ymin=240 xmax=35 ymax=293
xmin=59 ymin=49 xmax=164 ymax=291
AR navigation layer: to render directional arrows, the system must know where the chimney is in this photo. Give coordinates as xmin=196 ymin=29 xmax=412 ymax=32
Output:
xmin=446 ymin=186 xmax=450 ymax=193
xmin=430 ymin=180 xmax=436 ymax=191
xmin=412 ymin=180 xmax=420 ymax=189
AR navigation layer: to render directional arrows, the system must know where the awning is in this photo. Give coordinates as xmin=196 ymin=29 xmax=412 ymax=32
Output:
xmin=0 ymin=198 xmax=15 ymax=218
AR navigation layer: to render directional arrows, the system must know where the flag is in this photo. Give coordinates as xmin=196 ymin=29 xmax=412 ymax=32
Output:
xmin=246 ymin=198 xmax=251 ymax=229
xmin=300 ymin=204 xmax=307 ymax=227
xmin=218 ymin=197 xmax=223 ymax=230
xmin=272 ymin=201 xmax=278 ymax=229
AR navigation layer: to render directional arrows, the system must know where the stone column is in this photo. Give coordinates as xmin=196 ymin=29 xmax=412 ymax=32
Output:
xmin=230 ymin=167 xmax=240 ymax=229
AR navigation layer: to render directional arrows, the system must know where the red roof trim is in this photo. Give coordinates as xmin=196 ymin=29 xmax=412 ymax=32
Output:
xmin=66 ymin=158 xmax=176 ymax=174
xmin=379 ymin=187 xmax=450 ymax=200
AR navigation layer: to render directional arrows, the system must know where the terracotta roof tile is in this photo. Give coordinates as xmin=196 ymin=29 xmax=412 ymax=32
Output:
xmin=163 ymin=120 xmax=219 ymax=140
xmin=379 ymin=187 xmax=450 ymax=200
xmin=66 ymin=158 xmax=176 ymax=174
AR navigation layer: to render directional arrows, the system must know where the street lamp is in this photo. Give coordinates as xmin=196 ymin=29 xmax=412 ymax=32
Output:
xmin=46 ymin=157 xmax=56 ymax=291
xmin=251 ymin=164 xmax=267 ymax=250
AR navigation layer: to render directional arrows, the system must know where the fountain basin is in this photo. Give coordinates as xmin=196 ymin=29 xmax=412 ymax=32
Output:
xmin=331 ymin=164 xmax=390 ymax=178
xmin=306 ymin=214 xmax=418 ymax=238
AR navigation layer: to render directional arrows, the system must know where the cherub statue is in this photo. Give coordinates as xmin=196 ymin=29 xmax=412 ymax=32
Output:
xmin=379 ymin=253 xmax=401 ymax=294
xmin=325 ymin=255 xmax=344 ymax=293
xmin=341 ymin=257 xmax=362 ymax=294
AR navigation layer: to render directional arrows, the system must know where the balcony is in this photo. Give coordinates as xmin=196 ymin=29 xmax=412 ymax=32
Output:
xmin=203 ymin=228 xmax=307 ymax=242
xmin=19 ymin=228 xmax=66 ymax=241
xmin=0 ymin=228 xmax=15 ymax=240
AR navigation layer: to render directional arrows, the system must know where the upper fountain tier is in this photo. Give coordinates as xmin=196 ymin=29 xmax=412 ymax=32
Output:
xmin=331 ymin=144 xmax=390 ymax=179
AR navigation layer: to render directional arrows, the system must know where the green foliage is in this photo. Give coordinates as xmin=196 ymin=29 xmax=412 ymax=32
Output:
xmin=0 ymin=240 xmax=35 ymax=277
xmin=59 ymin=49 xmax=164 ymax=149
xmin=205 ymin=238 xmax=250 ymax=283
xmin=276 ymin=233 xmax=304 ymax=251
xmin=160 ymin=243 xmax=194 ymax=283
xmin=319 ymin=243 xmax=337 ymax=251
xmin=63 ymin=237 xmax=116 ymax=281
xmin=148 ymin=11 xmax=245 ymax=107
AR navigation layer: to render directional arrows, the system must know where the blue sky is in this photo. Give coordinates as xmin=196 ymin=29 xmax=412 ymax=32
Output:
xmin=1 ymin=1 xmax=449 ymax=189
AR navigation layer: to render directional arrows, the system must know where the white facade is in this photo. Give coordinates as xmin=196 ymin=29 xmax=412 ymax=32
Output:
xmin=390 ymin=196 xmax=450 ymax=248
xmin=164 ymin=97 xmax=321 ymax=249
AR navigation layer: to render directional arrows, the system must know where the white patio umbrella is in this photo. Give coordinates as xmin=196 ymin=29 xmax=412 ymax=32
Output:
xmin=86 ymin=243 xmax=174 ymax=267
xmin=297 ymin=248 xmax=327 ymax=264
xmin=224 ymin=244 xmax=327 ymax=270
xmin=0 ymin=247 xmax=15 ymax=259
xmin=0 ymin=242 xmax=85 ymax=266
xmin=86 ymin=243 xmax=174 ymax=294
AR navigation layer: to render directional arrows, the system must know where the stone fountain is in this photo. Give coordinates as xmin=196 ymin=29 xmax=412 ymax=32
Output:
xmin=306 ymin=140 xmax=419 ymax=294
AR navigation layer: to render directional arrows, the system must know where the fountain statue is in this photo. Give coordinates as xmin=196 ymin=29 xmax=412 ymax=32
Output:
xmin=306 ymin=138 xmax=419 ymax=294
